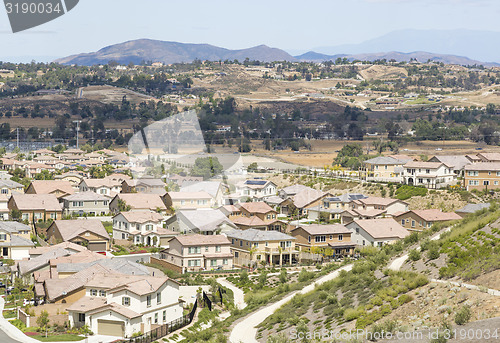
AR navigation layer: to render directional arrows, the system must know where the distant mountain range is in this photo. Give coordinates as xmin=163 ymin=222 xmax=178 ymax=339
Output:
xmin=55 ymin=39 xmax=295 ymax=65
xmin=55 ymin=29 xmax=500 ymax=66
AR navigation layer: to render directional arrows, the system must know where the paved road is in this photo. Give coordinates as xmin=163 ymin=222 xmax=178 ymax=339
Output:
xmin=0 ymin=329 xmax=21 ymax=343
xmin=229 ymin=264 xmax=353 ymax=343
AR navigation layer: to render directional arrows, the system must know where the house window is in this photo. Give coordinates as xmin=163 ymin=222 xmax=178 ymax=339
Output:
xmin=0 ymin=189 xmax=7 ymax=194
xmin=223 ymin=258 xmax=228 ymax=265
xmin=147 ymin=295 xmax=152 ymax=307
xmin=308 ymin=236 xmax=311 ymax=243
xmin=188 ymin=247 xmax=201 ymax=254
xmin=99 ymin=290 xmax=106 ymax=297
xmin=90 ymin=289 xmax=97 ymax=296
xmin=122 ymin=297 xmax=130 ymax=306
xmin=239 ymin=241 xmax=242 ymax=247
xmin=188 ymin=259 xmax=200 ymax=267
xmin=426 ymin=169 xmax=430 ymax=174
xmin=78 ymin=313 xmax=85 ymax=322
xmin=210 ymin=259 xmax=217 ymax=267
xmin=154 ymin=313 xmax=158 ymax=324
xmin=338 ymin=234 xmax=343 ymax=241
xmin=145 ymin=224 xmax=153 ymax=231
xmin=234 ymin=252 xmax=239 ymax=258
xmin=484 ymin=181 xmax=490 ymax=186
xmin=0 ymin=234 xmax=6 ymax=241
xmin=157 ymin=292 xmax=161 ymax=304
xmin=163 ymin=310 xmax=166 ymax=322
xmin=495 ymin=181 xmax=499 ymax=186
xmin=315 ymin=236 xmax=326 ymax=243
xmin=329 ymin=235 xmax=333 ymax=240
xmin=215 ymin=246 xmax=221 ymax=252
xmin=104 ymin=201 xmax=109 ymax=206
xmin=254 ymin=243 xmax=259 ymax=248
xmin=231 ymin=239 xmax=234 ymax=244
xmin=411 ymin=220 xmax=415 ymax=228
xmin=205 ymin=247 xmax=209 ymax=252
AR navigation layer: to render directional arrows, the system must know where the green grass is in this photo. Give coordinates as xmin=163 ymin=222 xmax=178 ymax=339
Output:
xmin=32 ymin=334 xmax=84 ymax=342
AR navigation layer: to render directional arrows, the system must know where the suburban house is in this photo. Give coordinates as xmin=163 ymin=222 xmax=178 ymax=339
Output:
xmin=292 ymin=189 xmax=332 ymax=216
xmin=46 ymin=219 xmax=111 ymax=252
xmin=230 ymin=202 xmax=286 ymax=232
xmin=456 ymin=203 xmax=491 ymax=218
xmin=345 ymin=218 xmax=409 ymax=247
xmin=236 ymin=179 xmax=277 ymax=201
xmin=0 ymin=195 xmax=10 ymax=220
xmin=164 ymin=209 xmax=237 ymax=235
xmin=8 ymin=193 xmax=63 ymax=223
xmin=79 ymin=178 xmax=122 ymax=197
xmin=113 ymin=211 xmax=177 ymax=247
xmin=109 ymin=194 xmax=168 ymax=214
xmin=463 ymin=162 xmax=500 ymax=191
xmin=66 ymin=273 xmax=183 ymax=337
xmin=402 ymin=161 xmax=457 ymax=189
xmin=0 ymin=179 xmax=24 ymax=196
xmin=62 ymin=192 xmax=111 ymax=216
xmin=0 ymin=221 xmax=34 ymax=260
xmin=350 ymin=197 xmax=409 ymax=216
xmin=25 ymin=180 xmax=75 ymax=200
xmin=160 ymin=234 xmax=233 ymax=273
xmin=476 ymin=152 xmax=500 ymax=162
xmin=290 ymin=224 xmax=355 ymax=257
xmin=428 ymin=155 xmax=471 ymax=177
xmin=278 ymin=184 xmax=315 ymax=199
xmin=307 ymin=193 xmax=367 ymax=221
xmin=163 ymin=191 xmax=214 ymax=210
xmin=227 ymin=229 xmax=298 ymax=267
xmin=122 ymin=178 xmax=166 ymax=194
xmin=180 ymin=181 xmax=226 ymax=207
xmin=394 ymin=209 xmax=461 ymax=231
xmin=363 ymin=155 xmax=413 ymax=182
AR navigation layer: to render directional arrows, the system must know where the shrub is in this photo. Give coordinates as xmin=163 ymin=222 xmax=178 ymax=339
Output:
xmin=409 ymin=249 xmax=421 ymax=261
xmin=454 ymin=305 xmax=471 ymax=325
xmin=427 ymin=247 xmax=440 ymax=260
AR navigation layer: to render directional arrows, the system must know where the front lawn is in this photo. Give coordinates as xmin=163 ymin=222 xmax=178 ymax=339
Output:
xmin=32 ymin=334 xmax=85 ymax=342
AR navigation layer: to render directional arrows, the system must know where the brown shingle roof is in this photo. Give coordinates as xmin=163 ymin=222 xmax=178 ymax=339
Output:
xmin=50 ymin=219 xmax=110 ymax=241
xmin=237 ymin=202 xmax=275 ymax=214
xmin=11 ymin=194 xmax=62 ymax=211
xmin=295 ymin=224 xmax=350 ymax=235
xmin=403 ymin=209 xmax=462 ymax=222
xmin=174 ymin=234 xmax=230 ymax=246
xmin=350 ymin=218 xmax=409 ymax=239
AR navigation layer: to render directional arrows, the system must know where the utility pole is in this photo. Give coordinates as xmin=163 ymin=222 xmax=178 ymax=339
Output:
xmin=73 ymin=121 xmax=82 ymax=149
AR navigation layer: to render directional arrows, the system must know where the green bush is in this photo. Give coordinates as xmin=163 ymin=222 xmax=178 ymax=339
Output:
xmin=409 ymin=249 xmax=421 ymax=261
xmin=395 ymin=185 xmax=428 ymax=200
xmin=454 ymin=305 xmax=471 ymax=325
xmin=427 ymin=247 xmax=440 ymax=260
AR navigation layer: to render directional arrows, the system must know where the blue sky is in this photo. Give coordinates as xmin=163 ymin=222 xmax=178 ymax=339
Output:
xmin=1 ymin=0 xmax=500 ymax=62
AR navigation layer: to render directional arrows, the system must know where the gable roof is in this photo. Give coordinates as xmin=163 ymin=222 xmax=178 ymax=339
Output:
xmin=176 ymin=209 xmax=236 ymax=232
xmin=180 ymin=181 xmax=223 ymax=198
xmin=280 ymin=184 xmax=315 ymax=196
xmin=29 ymin=241 xmax=87 ymax=256
xmin=63 ymin=191 xmax=111 ymax=202
xmin=428 ymin=155 xmax=470 ymax=170
xmin=174 ymin=234 xmax=230 ymax=246
xmin=19 ymin=248 xmax=71 ymax=275
xmin=402 ymin=209 xmax=462 ymax=222
xmin=237 ymin=202 xmax=275 ymax=214
xmin=10 ymin=194 xmax=62 ymax=211
xmin=404 ymin=161 xmax=451 ymax=169
xmin=28 ymin=180 xmax=72 ymax=193
xmin=226 ymin=228 xmax=295 ymax=242
xmin=50 ymin=219 xmax=110 ymax=241
xmin=364 ymin=156 xmax=407 ymax=165
xmin=464 ymin=162 xmax=500 ymax=171
xmin=354 ymin=196 xmax=405 ymax=206
xmin=0 ymin=179 xmax=23 ymax=189
xmin=114 ymin=193 xmax=167 ymax=211
xmin=167 ymin=191 xmax=213 ymax=200
xmin=0 ymin=235 xmax=34 ymax=247
xmin=477 ymin=152 xmax=500 ymax=161
xmin=294 ymin=224 xmax=350 ymax=235
xmin=0 ymin=221 xmax=31 ymax=234
xmin=348 ymin=219 xmax=409 ymax=239
xmin=115 ymin=210 xmax=164 ymax=224
xmin=81 ymin=178 xmax=122 ymax=188
xmin=67 ymin=296 xmax=142 ymax=319
xmin=85 ymin=273 xmax=169 ymax=295
xmin=293 ymin=189 xmax=328 ymax=208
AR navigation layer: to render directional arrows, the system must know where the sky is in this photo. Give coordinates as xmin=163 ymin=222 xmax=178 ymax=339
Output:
xmin=1 ymin=0 xmax=500 ymax=62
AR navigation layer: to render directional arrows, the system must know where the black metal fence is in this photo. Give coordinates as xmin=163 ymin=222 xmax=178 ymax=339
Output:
xmin=117 ymin=299 xmax=198 ymax=343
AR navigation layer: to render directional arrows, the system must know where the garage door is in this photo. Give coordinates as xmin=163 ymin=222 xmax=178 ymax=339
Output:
xmin=88 ymin=242 xmax=107 ymax=252
xmin=97 ymin=320 xmax=124 ymax=337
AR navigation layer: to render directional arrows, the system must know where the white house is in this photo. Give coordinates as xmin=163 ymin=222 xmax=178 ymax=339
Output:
xmin=0 ymin=222 xmax=34 ymax=260
xmin=79 ymin=179 xmax=122 ymax=197
xmin=345 ymin=218 xmax=409 ymax=247
xmin=113 ymin=211 xmax=177 ymax=247
xmin=402 ymin=161 xmax=457 ymax=189
xmin=235 ymin=179 xmax=277 ymax=201
xmin=67 ymin=273 xmax=183 ymax=338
